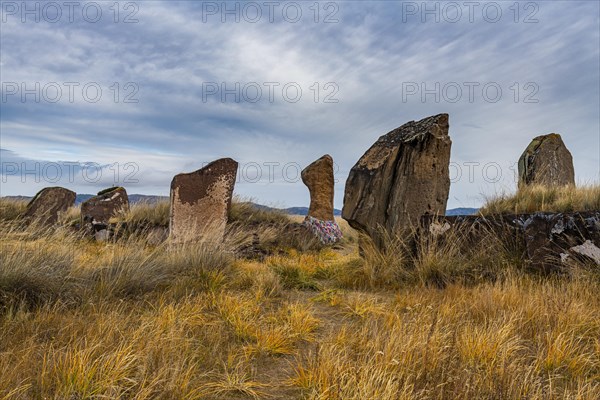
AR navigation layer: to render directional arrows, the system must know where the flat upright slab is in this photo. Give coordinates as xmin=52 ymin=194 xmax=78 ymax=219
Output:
xmin=23 ymin=186 xmax=76 ymax=224
xmin=343 ymin=114 xmax=451 ymax=248
xmin=169 ymin=158 xmax=238 ymax=243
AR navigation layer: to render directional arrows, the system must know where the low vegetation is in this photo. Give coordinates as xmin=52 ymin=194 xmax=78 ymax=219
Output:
xmin=0 ymin=195 xmax=599 ymax=399
xmin=481 ymin=184 xmax=600 ymax=214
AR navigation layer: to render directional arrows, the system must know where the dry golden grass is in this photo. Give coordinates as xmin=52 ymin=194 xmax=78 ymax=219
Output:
xmin=0 ymin=198 xmax=27 ymax=221
xmin=481 ymin=184 xmax=600 ymax=214
xmin=0 ymin=198 xmax=599 ymax=399
xmin=118 ymin=200 xmax=170 ymax=227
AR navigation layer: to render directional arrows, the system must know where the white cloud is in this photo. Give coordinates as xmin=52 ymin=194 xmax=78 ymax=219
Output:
xmin=1 ymin=1 xmax=598 ymax=208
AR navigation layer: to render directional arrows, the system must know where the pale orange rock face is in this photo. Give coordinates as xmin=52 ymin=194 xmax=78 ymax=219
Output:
xmin=24 ymin=186 xmax=76 ymax=224
xmin=518 ymin=133 xmax=575 ymax=188
xmin=342 ymin=114 xmax=452 ymax=249
xmin=169 ymin=158 xmax=238 ymax=243
xmin=301 ymin=154 xmax=336 ymax=222
xmin=81 ymin=187 xmax=129 ymax=225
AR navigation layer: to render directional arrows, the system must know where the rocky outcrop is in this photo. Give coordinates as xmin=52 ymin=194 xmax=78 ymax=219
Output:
xmin=522 ymin=212 xmax=599 ymax=269
xmin=23 ymin=187 xmax=76 ymax=224
xmin=343 ymin=114 xmax=452 ymax=248
xmin=169 ymin=158 xmax=238 ymax=243
xmin=518 ymin=133 xmax=575 ymax=188
xmin=81 ymin=187 xmax=129 ymax=238
xmin=422 ymin=212 xmax=600 ymax=271
xmin=568 ymin=241 xmax=600 ymax=265
xmin=301 ymin=155 xmax=342 ymax=244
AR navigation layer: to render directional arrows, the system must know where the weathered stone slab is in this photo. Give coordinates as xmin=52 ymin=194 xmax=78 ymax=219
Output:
xmin=81 ymin=186 xmax=129 ymax=228
xmin=518 ymin=133 xmax=575 ymax=188
xmin=301 ymin=155 xmax=342 ymax=244
xmin=23 ymin=186 xmax=76 ymax=224
xmin=343 ymin=114 xmax=452 ymax=249
xmin=169 ymin=158 xmax=238 ymax=243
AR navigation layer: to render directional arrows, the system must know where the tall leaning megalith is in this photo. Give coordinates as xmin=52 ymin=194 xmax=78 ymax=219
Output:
xmin=169 ymin=158 xmax=238 ymax=243
xmin=301 ymin=154 xmax=343 ymax=244
xmin=518 ymin=133 xmax=575 ymax=188
xmin=342 ymin=113 xmax=452 ymax=248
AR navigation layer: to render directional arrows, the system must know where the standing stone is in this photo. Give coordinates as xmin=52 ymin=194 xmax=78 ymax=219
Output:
xmin=301 ymin=155 xmax=343 ymax=244
xmin=81 ymin=187 xmax=129 ymax=227
xmin=169 ymin=158 xmax=238 ymax=243
xmin=518 ymin=133 xmax=575 ymax=188
xmin=342 ymin=114 xmax=452 ymax=248
xmin=23 ymin=186 xmax=76 ymax=224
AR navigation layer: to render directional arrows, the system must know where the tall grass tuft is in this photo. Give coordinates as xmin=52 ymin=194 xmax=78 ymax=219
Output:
xmin=118 ymin=200 xmax=170 ymax=227
xmin=481 ymin=184 xmax=600 ymax=214
xmin=0 ymin=198 xmax=28 ymax=221
xmin=1 ymin=196 xmax=599 ymax=399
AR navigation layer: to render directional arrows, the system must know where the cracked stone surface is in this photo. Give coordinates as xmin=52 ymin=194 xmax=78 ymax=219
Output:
xmin=342 ymin=114 xmax=452 ymax=249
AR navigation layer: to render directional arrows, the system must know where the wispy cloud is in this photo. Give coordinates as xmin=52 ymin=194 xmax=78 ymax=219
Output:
xmin=1 ymin=1 xmax=598 ymax=208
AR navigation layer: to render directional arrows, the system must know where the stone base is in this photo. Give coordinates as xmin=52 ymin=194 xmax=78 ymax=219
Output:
xmin=302 ymin=216 xmax=343 ymax=244
xmin=421 ymin=212 xmax=600 ymax=272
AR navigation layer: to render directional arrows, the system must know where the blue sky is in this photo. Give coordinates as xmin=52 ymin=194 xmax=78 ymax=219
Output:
xmin=1 ymin=0 xmax=599 ymax=209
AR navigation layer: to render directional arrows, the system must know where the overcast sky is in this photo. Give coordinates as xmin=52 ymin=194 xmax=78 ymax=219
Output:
xmin=1 ymin=0 xmax=599 ymax=209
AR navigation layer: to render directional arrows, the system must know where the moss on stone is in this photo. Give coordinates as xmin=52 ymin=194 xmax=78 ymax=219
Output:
xmin=97 ymin=186 xmax=123 ymax=196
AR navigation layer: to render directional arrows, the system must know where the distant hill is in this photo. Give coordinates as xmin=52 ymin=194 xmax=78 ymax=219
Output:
xmin=445 ymin=208 xmax=479 ymax=216
xmin=2 ymin=194 xmax=169 ymax=205
xmin=254 ymin=205 xmax=477 ymax=217
xmin=2 ymin=194 xmax=478 ymax=216
xmin=1 ymin=195 xmax=31 ymax=202
xmin=283 ymin=207 xmax=342 ymax=216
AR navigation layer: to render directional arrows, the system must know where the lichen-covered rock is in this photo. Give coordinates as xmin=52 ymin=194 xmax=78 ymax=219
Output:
xmin=343 ymin=114 xmax=452 ymax=248
xmin=302 ymin=215 xmax=343 ymax=244
xmin=301 ymin=155 xmax=342 ymax=243
xmin=567 ymin=240 xmax=600 ymax=265
xmin=169 ymin=158 xmax=238 ymax=243
xmin=23 ymin=186 xmax=76 ymax=224
xmin=422 ymin=211 xmax=600 ymax=272
xmin=518 ymin=133 xmax=575 ymax=188
xmin=81 ymin=187 xmax=129 ymax=227
xmin=522 ymin=212 xmax=600 ymax=269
